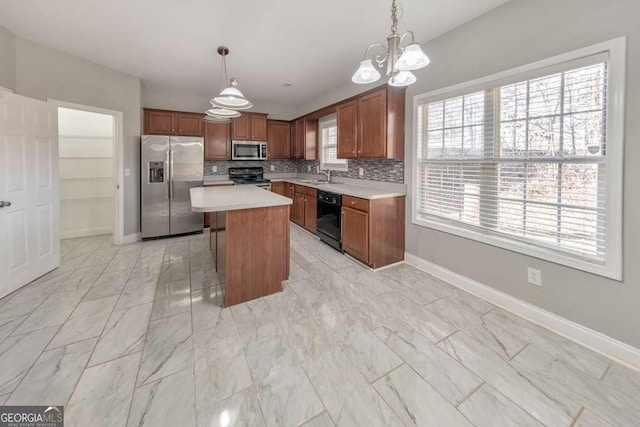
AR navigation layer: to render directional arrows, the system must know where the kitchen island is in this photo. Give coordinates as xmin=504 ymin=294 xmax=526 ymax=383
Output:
xmin=190 ymin=186 xmax=292 ymax=306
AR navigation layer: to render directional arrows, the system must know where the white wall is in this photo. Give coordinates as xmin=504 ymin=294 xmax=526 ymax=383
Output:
xmin=14 ymin=38 xmax=142 ymax=236
xmin=0 ymin=25 xmax=15 ymax=91
xmin=298 ymin=0 xmax=640 ymax=350
xmin=142 ymin=83 xmax=299 ymax=121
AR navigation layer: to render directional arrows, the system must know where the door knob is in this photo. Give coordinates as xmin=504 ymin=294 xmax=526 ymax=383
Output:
xmin=0 ymin=201 xmax=11 ymax=208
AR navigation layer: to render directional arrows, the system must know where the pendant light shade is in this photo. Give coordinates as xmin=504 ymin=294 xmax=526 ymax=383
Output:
xmin=388 ymin=70 xmax=416 ymax=87
xmin=395 ymin=43 xmax=430 ymax=71
xmin=211 ymin=78 xmax=253 ymax=110
xmin=206 ymin=108 xmax=241 ymax=118
xmin=352 ymin=59 xmax=381 ymax=85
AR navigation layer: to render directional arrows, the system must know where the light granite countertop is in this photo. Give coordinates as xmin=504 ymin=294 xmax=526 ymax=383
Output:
xmin=270 ymin=178 xmax=406 ymax=200
xmin=190 ymin=186 xmax=292 ymax=212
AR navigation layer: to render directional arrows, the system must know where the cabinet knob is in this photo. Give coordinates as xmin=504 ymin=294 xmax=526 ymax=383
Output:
xmin=351 ymin=201 xmax=355 ymax=205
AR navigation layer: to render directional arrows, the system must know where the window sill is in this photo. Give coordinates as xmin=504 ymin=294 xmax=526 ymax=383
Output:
xmin=411 ymin=214 xmax=622 ymax=281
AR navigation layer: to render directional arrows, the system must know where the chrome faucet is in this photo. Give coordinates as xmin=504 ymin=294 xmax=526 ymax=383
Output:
xmin=318 ymin=169 xmax=331 ymax=183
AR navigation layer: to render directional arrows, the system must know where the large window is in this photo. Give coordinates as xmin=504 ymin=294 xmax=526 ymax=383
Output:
xmin=413 ymin=40 xmax=625 ymax=279
xmin=319 ymin=114 xmax=348 ymax=171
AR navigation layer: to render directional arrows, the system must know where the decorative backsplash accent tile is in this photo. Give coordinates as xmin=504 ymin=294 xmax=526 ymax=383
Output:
xmin=204 ymin=159 xmax=298 ymax=175
xmin=297 ymin=159 xmax=404 ymax=183
xmin=204 ymin=158 xmax=404 ymax=184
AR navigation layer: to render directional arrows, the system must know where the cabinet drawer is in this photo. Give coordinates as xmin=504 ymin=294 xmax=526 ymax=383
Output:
xmin=303 ymin=186 xmax=317 ymax=197
xmin=343 ymin=195 xmax=369 ymax=212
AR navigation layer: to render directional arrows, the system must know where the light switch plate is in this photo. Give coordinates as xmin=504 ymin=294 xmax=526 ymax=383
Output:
xmin=212 ymin=166 xmax=218 ymax=173
xmin=124 ymin=168 xmax=130 ymax=177
xmin=358 ymin=167 xmax=364 ymax=177
xmin=528 ymin=268 xmax=542 ymax=286
xmin=270 ymin=165 xmax=275 ymax=171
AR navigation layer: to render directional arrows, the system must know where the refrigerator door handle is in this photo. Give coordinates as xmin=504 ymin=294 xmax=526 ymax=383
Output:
xmin=169 ymin=149 xmax=175 ymax=199
xmin=166 ymin=149 xmax=170 ymax=199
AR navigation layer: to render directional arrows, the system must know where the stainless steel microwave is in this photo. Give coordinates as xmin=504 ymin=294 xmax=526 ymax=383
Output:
xmin=232 ymin=141 xmax=267 ymax=161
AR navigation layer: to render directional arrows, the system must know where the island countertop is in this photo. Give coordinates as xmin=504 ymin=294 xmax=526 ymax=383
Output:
xmin=190 ymin=186 xmax=292 ymax=213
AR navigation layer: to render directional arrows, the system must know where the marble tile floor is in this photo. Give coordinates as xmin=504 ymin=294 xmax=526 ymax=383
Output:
xmin=0 ymin=227 xmax=638 ymax=426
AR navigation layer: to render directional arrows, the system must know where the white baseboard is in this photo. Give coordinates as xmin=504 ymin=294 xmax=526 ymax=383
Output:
xmin=60 ymin=227 xmax=112 ymax=239
xmin=121 ymin=232 xmax=141 ymax=245
xmin=404 ymin=252 xmax=640 ymax=371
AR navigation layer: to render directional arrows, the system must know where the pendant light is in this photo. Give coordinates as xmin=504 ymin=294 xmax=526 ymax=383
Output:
xmin=205 ymin=46 xmax=253 ymax=120
xmin=351 ymin=0 xmax=430 ymax=87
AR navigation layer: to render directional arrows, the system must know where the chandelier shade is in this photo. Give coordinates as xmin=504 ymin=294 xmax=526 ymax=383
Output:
xmin=388 ymin=70 xmax=416 ymax=87
xmin=395 ymin=43 xmax=430 ymax=71
xmin=351 ymin=60 xmax=381 ymax=84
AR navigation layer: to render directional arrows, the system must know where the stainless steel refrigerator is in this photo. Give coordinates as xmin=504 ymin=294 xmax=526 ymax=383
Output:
xmin=141 ymin=135 xmax=204 ymax=238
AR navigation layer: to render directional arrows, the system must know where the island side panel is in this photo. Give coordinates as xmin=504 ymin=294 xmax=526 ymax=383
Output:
xmin=224 ymin=205 xmax=290 ymax=306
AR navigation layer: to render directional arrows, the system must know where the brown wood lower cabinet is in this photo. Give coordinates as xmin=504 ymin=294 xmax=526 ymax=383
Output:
xmin=292 ymin=187 xmax=305 ymax=226
xmin=341 ymin=195 xmax=405 ymax=268
xmin=342 ymin=206 xmax=369 ymax=262
xmin=303 ymin=187 xmax=317 ymax=233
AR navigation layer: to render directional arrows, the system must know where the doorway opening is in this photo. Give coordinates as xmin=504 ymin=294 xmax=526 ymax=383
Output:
xmin=51 ymin=100 xmax=124 ymax=245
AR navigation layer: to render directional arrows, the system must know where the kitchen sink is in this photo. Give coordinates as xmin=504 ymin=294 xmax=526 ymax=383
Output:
xmin=298 ymin=180 xmax=330 ymax=185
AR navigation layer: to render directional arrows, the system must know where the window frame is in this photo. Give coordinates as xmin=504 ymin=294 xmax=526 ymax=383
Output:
xmin=319 ymin=114 xmax=348 ymax=172
xmin=411 ymin=38 xmax=626 ymax=280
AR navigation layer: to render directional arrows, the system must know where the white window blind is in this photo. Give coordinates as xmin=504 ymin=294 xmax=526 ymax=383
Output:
xmin=319 ymin=114 xmax=348 ymax=171
xmin=413 ymin=40 xmax=625 ymax=279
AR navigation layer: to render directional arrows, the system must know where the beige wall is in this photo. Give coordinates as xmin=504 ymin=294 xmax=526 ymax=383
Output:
xmin=299 ymin=0 xmax=640 ymax=349
xmin=142 ymin=83 xmax=299 ymax=121
xmin=0 ymin=25 xmax=15 ymax=91
xmin=14 ymin=38 xmax=142 ymax=236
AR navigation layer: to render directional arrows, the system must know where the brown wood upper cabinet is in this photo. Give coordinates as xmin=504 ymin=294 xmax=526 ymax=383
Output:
xmin=267 ymin=120 xmax=291 ymax=159
xmin=204 ymin=122 xmax=231 ymax=160
xmin=143 ymin=109 xmax=204 ymax=136
xmin=290 ymin=117 xmax=317 ymax=160
xmin=231 ymin=113 xmax=268 ymax=141
xmin=336 ymin=86 xmax=405 ymax=159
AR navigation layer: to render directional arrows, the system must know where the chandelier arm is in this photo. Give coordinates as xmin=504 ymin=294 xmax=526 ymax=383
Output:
xmin=364 ymin=43 xmax=389 ymax=67
xmin=399 ymin=30 xmax=415 ymax=48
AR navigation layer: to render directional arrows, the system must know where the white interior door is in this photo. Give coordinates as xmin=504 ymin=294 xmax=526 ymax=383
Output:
xmin=0 ymin=92 xmax=59 ymax=298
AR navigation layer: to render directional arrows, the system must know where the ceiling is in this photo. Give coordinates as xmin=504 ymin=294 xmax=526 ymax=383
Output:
xmin=0 ymin=0 xmax=510 ymax=108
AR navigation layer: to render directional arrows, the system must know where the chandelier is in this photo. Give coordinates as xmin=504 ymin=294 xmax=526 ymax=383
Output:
xmin=351 ymin=0 xmax=430 ymax=87
xmin=206 ymin=46 xmax=253 ymax=122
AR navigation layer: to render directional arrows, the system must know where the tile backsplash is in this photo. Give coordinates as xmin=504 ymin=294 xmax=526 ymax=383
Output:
xmin=204 ymin=158 xmax=404 ymax=183
xmin=297 ymin=159 xmax=404 ymax=183
xmin=203 ymin=159 xmax=297 ymax=176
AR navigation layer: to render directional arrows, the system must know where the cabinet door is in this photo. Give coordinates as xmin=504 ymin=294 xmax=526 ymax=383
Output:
xmin=303 ymin=118 xmax=318 ymax=160
xmin=267 ymin=121 xmax=291 ymax=159
xmin=251 ymin=114 xmax=268 ymax=141
xmin=342 ymin=206 xmax=369 ymax=264
xmin=271 ymin=181 xmax=285 ymax=196
xmin=336 ymin=100 xmax=358 ymax=158
xmin=177 ymin=112 xmax=204 ymax=136
xmin=358 ymin=89 xmax=387 ymax=158
xmin=290 ymin=119 xmax=303 ymax=159
xmin=144 ymin=109 xmax=176 ymax=135
xmin=232 ymin=114 xmax=251 ymax=140
xmin=304 ymin=192 xmax=317 ymax=233
xmin=204 ymin=122 xmax=230 ymax=160
xmin=293 ymin=191 xmax=305 ymax=226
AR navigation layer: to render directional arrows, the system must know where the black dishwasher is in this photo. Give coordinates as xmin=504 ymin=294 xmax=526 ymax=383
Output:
xmin=317 ymin=191 xmax=342 ymax=251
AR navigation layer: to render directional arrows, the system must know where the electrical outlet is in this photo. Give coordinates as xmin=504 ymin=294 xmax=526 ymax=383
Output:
xmin=358 ymin=167 xmax=364 ymax=177
xmin=212 ymin=165 xmax=218 ymax=173
xmin=124 ymin=168 xmax=130 ymax=177
xmin=527 ymin=268 xmax=542 ymax=286
xmin=270 ymin=165 xmax=275 ymax=171
xmin=307 ymin=165 xmax=311 ymax=172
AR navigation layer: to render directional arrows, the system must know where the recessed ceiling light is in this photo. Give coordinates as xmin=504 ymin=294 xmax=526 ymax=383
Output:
xmin=280 ymin=83 xmax=293 ymax=88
